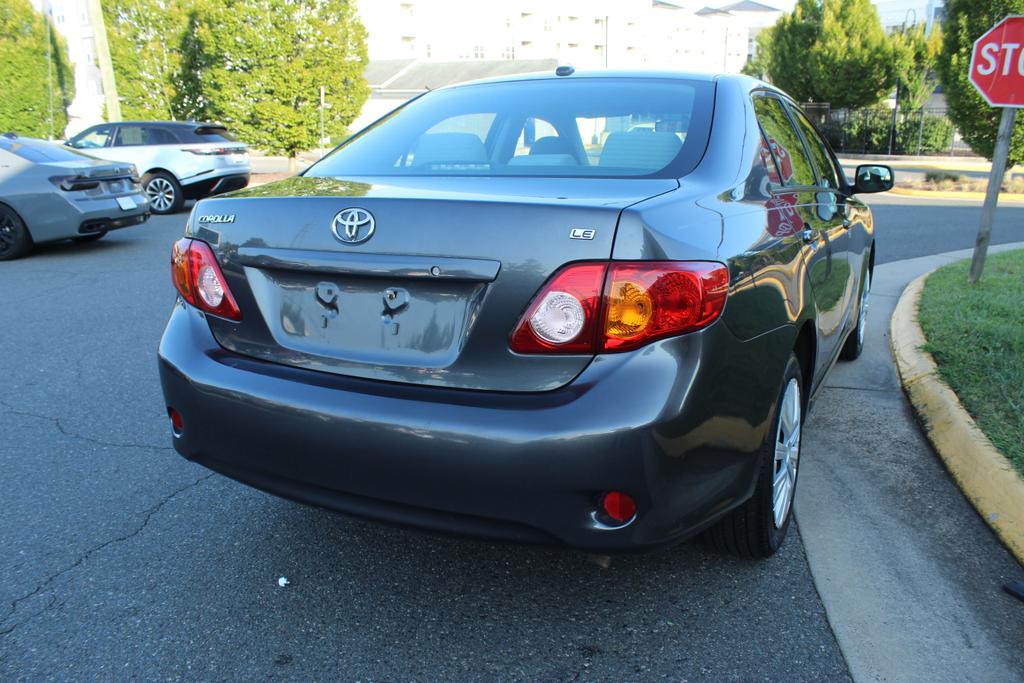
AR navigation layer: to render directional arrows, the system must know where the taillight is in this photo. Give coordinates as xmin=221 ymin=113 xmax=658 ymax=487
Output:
xmin=509 ymin=263 xmax=605 ymax=354
xmin=510 ymin=261 xmax=728 ymax=354
xmin=171 ymin=238 xmax=242 ymax=321
xmin=602 ymin=262 xmax=729 ymax=352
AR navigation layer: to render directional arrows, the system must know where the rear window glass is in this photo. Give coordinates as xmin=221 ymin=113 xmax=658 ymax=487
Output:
xmin=308 ymin=78 xmax=714 ymax=179
xmin=194 ymin=126 xmax=237 ymax=142
xmin=0 ymin=139 xmax=95 ymax=163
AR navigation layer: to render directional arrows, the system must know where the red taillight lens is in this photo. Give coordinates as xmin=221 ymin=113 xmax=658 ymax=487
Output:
xmin=171 ymin=237 xmax=242 ymax=321
xmin=510 ymin=261 xmax=728 ymax=354
xmin=509 ymin=263 xmax=606 ymax=353
xmin=601 ymin=262 xmax=729 ymax=352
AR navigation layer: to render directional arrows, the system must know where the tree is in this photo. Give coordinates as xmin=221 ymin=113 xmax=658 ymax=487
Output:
xmin=183 ymin=0 xmax=368 ymax=168
xmin=0 ymin=0 xmax=74 ymax=138
xmin=766 ymin=0 xmax=893 ymax=109
xmin=937 ymin=0 xmax=1024 ymax=164
xmin=890 ymin=23 xmax=943 ymax=111
xmin=742 ymin=28 xmax=773 ymax=80
xmin=103 ymin=0 xmax=191 ymax=120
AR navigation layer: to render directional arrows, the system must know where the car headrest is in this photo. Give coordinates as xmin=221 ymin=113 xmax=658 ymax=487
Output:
xmin=412 ymin=133 xmax=488 ymax=166
xmin=599 ymin=131 xmax=682 ymax=169
xmin=529 ymin=136 xmax=573 ymax=156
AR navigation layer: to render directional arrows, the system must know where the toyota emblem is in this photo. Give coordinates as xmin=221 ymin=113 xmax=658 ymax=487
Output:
xmin=331 ymin=208 xmax=375 ymax=244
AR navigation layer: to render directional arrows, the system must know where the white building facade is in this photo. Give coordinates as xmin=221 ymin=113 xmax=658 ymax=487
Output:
xmin=30 ymin=0 xmax=105 ymax=137
xmin=355 ymin=0 xmax=757 ymax=73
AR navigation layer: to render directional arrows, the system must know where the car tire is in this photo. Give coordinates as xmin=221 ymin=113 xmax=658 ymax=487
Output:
xmin=840 ymin=267 xmax=870 ymax=361
xmin=0 ymin=204 xmax=33 ymax=261
xmin=706 ymin=353 xmax=803 ymax=558
xmin=73 ymin=230 xmax=107 ymax=243
xmin=143 ymin=171 xmax=184 ymax=215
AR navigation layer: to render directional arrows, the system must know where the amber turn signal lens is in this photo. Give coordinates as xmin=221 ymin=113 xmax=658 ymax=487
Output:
xmin=605 ymin=280 xmax=654 ymax=339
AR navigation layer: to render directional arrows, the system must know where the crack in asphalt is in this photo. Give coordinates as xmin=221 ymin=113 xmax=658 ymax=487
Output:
xmin=0 ymin=399 xmax=173 ymax=452
xmin=0 ymin=472 xmax=214 ymax=637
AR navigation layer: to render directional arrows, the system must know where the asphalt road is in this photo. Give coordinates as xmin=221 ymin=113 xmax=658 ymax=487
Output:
xmin=1 ymin=194 xmax=1022 ymax=680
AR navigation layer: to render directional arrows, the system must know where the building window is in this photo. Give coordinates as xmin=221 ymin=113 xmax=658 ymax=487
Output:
xmin=425 ymin=43 xmax=431 ymax=58
xmin=473 ymin=45 xmax=485 ymax=59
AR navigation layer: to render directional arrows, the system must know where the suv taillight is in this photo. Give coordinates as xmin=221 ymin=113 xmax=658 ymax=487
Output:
xmin=510 ymin=261 xmax=728 ymax=354
xmin=171 ymin=238 xmax=242 ymax=321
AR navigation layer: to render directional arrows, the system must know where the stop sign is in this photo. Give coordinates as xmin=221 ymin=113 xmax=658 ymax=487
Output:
xmin=971 ymin=15 xmax=1024 ymax=106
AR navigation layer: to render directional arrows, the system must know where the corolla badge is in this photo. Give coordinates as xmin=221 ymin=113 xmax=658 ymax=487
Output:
xmin=331 ymin=207 xmax=375 ymax=244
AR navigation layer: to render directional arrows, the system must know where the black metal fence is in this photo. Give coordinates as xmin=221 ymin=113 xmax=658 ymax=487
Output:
xmin=801 ymin=105 xmax=974 ymax=156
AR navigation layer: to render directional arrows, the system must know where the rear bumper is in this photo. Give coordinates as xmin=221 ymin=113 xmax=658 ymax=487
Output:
xmin=182 ymin=172 xmax=250 ymax=200
xmin=22 ymin=191 xmax=150 ymax=243
xmin=158 ymin=302 xmax=789 ymax=551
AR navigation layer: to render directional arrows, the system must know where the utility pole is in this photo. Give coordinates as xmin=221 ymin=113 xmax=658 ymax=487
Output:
xmin=46 ymin=4 xmax=54 ymax=139
xmin=319 ymin=86 xmax=326 ymax=159
xmin=87 ymin=0 xmax=121 ymax=122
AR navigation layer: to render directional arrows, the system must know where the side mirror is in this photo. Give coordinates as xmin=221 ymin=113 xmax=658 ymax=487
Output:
xmin=854 ymin=164 xmax=894 ymax=193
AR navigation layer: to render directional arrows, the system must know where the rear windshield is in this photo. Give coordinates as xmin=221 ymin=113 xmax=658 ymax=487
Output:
xmin=193 ymin=126 xmax=237 ymax=142
xmin=0 ymin=138 xmax=95 ymax=163
xmin=307 ymin=77 xmax=714 ymax=179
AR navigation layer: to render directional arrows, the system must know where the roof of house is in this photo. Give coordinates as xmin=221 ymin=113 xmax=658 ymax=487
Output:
xmin=697 ymin=1 xmax=780 ymax=14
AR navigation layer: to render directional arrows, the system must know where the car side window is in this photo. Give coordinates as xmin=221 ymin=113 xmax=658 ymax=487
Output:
xmin=752 ymin=94 xmax=815 ymax=187
xmin=144 ymin=127 xmax=180 ymax=145
xmin=114 ymin=126 xmax=146 ymax=147
xmin=70 ymin=125 xmax=112 ymax=149
xmin=785 ymin=103 xmax=840 ymax=190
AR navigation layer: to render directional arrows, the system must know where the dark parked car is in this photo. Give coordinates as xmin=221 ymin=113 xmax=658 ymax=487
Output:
xmin=66 ymin=121 xmax=249 ymax=215
xmin=158 ymin=71 xmax=892 ymax=557
xmin=0 ymin=134 xmax=149 ymax=260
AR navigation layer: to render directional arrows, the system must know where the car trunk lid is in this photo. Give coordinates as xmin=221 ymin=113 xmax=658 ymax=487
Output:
xmin=190 ymin=175 xmax=676 ymax=392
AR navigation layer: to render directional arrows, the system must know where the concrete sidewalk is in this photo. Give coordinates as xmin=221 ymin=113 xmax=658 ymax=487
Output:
xmin=796 ymin=243 xmax=1024 ymax=682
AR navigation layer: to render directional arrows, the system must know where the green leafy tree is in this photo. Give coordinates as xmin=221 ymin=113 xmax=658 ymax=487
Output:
xmin=767 ymin=0 xmax=894 ymax=109
xmin=742 ymin=28 xmax=774 ymax=80
xmin=103 ymin=0 xmax=192 ymax=120
xmin=183 ymin=0 xmax=368 ymax=167
xmin=937 ymin=0 xmax=1024 ymax=164
xmin=0 ymin=0 xmax=74 ymax=138
xmin=891 ymin=23 xmax=944 ymax=111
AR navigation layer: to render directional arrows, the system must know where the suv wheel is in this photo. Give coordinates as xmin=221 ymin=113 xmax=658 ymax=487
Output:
xmin=143 ymin=172 xmax=184 ymax=214
xmin=707 ymin=354 xmax=803 ymax=558
xmin=0 ymin=204 xmax=32 ymax=260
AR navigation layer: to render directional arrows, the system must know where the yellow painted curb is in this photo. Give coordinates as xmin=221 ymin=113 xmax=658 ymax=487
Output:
xmin=891 ymin=271 xmax=1024 ymax=567
xmin=890 ymin=187 xmax=1024 ymax=203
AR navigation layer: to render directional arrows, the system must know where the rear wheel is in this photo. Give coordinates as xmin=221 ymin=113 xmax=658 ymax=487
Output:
xmin=707 ymin=354 xmax=803 ymax=558
xmin=0 ymin=204 xmax=32 ymax=261
xmin=840 ymin=268 xmax=870 ymax=360
xmin=143 ymin=171 xmax=184 ymax=214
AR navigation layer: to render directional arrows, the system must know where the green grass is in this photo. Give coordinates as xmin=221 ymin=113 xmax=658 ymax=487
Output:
xmin=918 ymin=249 xmax=1024 ymax=477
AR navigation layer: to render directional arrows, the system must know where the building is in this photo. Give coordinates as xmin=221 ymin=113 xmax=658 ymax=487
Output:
xmin=873 ymin=0 xmax=945 ymax=34
xmin=30 ymin=0 xmax=105 ymax=137
xmin=355 ymin=0 xmax=763 ymax=73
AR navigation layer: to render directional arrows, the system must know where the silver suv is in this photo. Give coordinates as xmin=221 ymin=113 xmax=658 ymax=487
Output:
xmin=66 ymin=121 xmax=250 ymax=214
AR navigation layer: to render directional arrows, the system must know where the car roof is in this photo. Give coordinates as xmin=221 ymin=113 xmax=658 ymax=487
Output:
xmin=0 ymin=135 xmax=59 ymax=150
xmin=440 ymin=69 xmax=767 ymax=91
xmin=101 ymin=120 xmax=228 ymax=129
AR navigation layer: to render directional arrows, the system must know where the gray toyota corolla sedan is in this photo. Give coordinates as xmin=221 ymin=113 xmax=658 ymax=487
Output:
xmin=159 ymin=71 xmax=893 ymax=557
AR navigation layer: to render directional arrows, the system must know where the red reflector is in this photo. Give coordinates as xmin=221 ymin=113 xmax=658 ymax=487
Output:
xmin=601 ymin=491 xmax=636 ymax=523
xmin=167 ymin=407 xmax=183 ymax=435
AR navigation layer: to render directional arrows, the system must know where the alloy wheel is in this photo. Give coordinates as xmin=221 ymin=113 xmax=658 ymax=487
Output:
xmin=146 ymin=177 xmax=175 ymax=212
xmin=0 ymin=213 xmax=17 ymax=254
xmin=857 ymin=270 xmax=871 ymax=346
xmin=772 ymin=378 xmax=801 ymax=528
